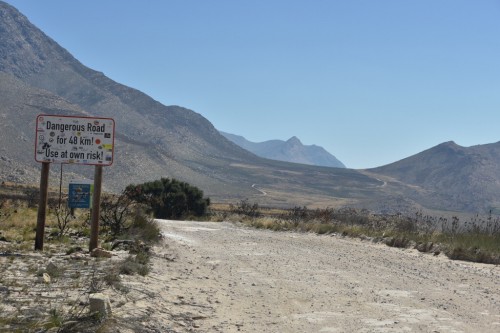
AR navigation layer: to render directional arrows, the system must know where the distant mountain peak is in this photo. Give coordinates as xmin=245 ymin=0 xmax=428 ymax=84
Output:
xmin=286 ymin=136 xmax=302 ymax=145
xmin=5 ymin=1 xmax=500 ymax=214
xmin=220 ymin=132 xmax=346 ymax=168
xmin=440 ymin=141 xmax=459 ymax=147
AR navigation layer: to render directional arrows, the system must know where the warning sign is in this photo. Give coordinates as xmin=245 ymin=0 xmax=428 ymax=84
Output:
xmin=35 ymin=115 xmax=115 ymax=166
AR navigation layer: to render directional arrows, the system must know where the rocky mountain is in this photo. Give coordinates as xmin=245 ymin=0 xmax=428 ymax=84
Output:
xmin=0 ymin=1 xmax=258 ymax=195
xmin=1 ymin=1 xmax=499 ymax=214
xmin=0 ymin=1 xmax=379 ymax=207
xmin=220 ymin=132 xmax=346 ymax=168
xmin=368 ymin=141 xmax=500 ymax=213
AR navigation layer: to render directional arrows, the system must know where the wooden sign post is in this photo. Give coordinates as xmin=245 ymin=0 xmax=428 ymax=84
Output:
xmin=34 ymin=115 xmax=115 ymax=252
xmin=89 ymin=165 xmax=103 ymax=251
xmin=34 ymin=162 xmax=50 ymax=251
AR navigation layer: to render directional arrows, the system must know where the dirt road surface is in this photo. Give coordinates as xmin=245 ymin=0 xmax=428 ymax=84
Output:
xmin=131 ymin=220 xmax=499 ymax=333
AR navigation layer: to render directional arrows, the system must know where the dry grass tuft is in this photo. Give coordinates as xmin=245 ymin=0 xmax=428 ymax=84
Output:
xmin=219 ymin=201 xmax=500 ymax=265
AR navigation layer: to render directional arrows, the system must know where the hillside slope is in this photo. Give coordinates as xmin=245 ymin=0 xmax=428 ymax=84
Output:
xmin=1 ymin=1 xmax=499 ymax=214
xmin=369 ymin=141 xmax=500 ymax=212
xmin=0 ymin=1 xmax=389 ymax=208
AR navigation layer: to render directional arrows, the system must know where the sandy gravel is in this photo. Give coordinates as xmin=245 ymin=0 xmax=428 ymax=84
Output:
xmin=130 ymin=220 xmax=500 ymax=333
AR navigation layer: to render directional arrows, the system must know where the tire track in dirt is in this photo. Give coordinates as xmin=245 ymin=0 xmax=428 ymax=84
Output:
xmin=153 ymin=220 xmax=500 ymax=333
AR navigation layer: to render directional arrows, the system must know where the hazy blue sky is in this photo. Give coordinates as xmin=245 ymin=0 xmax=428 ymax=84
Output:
xmin=6 ymin=0 xmax=500 ymax=168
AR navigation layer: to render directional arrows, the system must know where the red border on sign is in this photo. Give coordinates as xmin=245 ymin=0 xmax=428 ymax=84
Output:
xmin=35 ymin=114 xmax=116 ymax=166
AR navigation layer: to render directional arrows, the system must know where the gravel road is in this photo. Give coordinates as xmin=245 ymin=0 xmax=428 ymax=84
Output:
xmin=143 ymin=220 xmax=500 ymax=333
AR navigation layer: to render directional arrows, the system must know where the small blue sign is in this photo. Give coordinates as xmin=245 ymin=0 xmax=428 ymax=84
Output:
xmin=68 ymin=183 xmax=92 ymax=208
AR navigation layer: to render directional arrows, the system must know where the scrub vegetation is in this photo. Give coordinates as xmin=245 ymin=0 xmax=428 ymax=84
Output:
xmin=2 ymin=179 xmax=499 ymax=331
xmin=212 ymin=200 xmax=500 ymax=265
xmin=0 ymin=182 xmax=164 ymax=332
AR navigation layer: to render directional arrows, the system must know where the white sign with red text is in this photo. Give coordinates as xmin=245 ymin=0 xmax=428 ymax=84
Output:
xmin=35 ymin=115 xmax=115 ymax=166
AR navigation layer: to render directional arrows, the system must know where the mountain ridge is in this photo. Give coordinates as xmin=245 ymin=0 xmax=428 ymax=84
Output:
xmin=1 ymin=0 xmax=500 ymax=214
xmin=220 ymin=131 xmax=346 ymax=168
xmin=369 ymin=140 xmax=500 ymax=212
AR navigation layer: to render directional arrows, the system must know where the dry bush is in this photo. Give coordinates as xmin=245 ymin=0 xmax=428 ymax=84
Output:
xmin=222 ymin=202 xmax=500 ymax=265
xmin=230 ymin=199 xmax=261 ymax=218
xmin=49 ymin=203 xmax=76 ymax=237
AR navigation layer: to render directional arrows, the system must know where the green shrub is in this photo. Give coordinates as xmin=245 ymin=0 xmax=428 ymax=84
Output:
xmin=125 ymin=178 xmax=210 ymax=219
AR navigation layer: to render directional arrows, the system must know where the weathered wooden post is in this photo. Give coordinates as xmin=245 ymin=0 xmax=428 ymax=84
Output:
xmin=89 ymin=165 xmax=103 ymax=251
xmin=34 ymin=162 xmax=50 ymax=251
